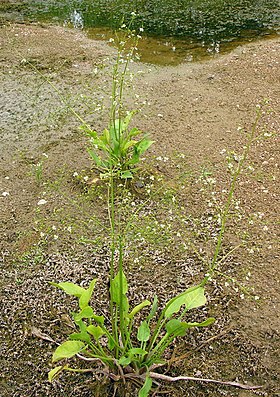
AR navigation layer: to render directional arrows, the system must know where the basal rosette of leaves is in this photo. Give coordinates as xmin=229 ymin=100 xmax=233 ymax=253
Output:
xmin=49 ymin=276 xmax=214 ymax=397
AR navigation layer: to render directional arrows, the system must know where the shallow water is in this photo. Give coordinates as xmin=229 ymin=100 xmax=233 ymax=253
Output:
xmin=1 ymin=0 xmax=279 ymax=65
xmin=87 ymin=26 xmax=279 ymax=66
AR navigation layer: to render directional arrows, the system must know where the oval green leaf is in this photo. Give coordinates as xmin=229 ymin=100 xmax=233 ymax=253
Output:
xmin=165 ymin=319 xmax=188 ymax=337
xmin=137 ymin=320 xmax=150 ymax=342
xmin=52 ymin=340 xmax=85 ymax=363
xmin=69 ymin=332 xmax=91 ymax=344
xmin=50 ymin=281 xmax=85 ymax=297
xmin=79 ymin=279 xmax=97 ymax=309
xmin=118 ymin=355 xmax=132 ymax=367
xmin=128 ymin=348 xmax=147 ymax=356
xmin=164 ymin=286 xmax=206 ymax=319
xmin=87 ymin=325 xmax=105 ymax=341
xmin=74 ymin=306 xmax=94 ymax=322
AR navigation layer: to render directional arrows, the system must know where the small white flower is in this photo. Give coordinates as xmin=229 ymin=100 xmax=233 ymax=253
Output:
xmin=40 ymin=232 xmax=45 ymax=238
xmin=121 ymin=24 xmax=126 ymax=28
xmin=83 ymin=176 xmax=89 ymax=182
xmin=108 ymin=38 xmax=114 ymax=43
xmin=2 ymin=191 xmax=10 ymax=197
xmin=67 ymin=226 xmax=72 ymax=233
xmin=52 ymin=225 xmax=57 ymax=231
xmin=131 ymin=11 xmax=136 ymax=16
xmin=53 ymin=235 xmax=59 ymax=240
xmin=264 ymin=132 xmax=272 ymax=137
xmin=37 ymin=199 xmax=47 ymax=205
xmin=254 ymin=296 xmax=260 ymax=301
xmin=42 ymin=153 xmax=48 ymax=158
xmin=263 ymin=225 xmax=269 ymax=231
xmin=73 ymin=172 xmax=79 ymax=177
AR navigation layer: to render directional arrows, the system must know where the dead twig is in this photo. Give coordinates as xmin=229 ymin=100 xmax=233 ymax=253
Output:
xmin=149 ymin=371 xmax=263 ymax=390
xmin=31 ymin=326 xmax=58 ymax=344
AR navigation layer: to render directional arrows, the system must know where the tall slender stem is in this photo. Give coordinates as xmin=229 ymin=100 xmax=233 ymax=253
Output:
xmin=118 ymin=236 xmax=126 ymax=347
xmin=201 ymin=108 xmax=262 ymax=286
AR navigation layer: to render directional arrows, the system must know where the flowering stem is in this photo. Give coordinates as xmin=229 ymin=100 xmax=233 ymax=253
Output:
xmin=201 ymin=107 xmax=262 ymax=286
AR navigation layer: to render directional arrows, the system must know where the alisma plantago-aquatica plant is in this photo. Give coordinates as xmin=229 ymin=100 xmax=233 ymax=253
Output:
xmin=48 ymin=21 xmax=265 ymax=397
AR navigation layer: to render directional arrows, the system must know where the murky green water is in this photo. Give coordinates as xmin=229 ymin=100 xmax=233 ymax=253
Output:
xmin=1 ymin=0 xmax=279 ymax=65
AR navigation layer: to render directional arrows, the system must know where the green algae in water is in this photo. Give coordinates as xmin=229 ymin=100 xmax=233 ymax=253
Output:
xmin=7 ymin=0 xmax=279 ymax=37
xmin=1 ymin=0 xmax=279 ymax=65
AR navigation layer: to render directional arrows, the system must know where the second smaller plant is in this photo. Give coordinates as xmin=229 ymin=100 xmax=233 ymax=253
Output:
xmin=86 ymin=110 xmax=153 ymax=179
xmin=84 ymin=26 xmax=153 ymax=179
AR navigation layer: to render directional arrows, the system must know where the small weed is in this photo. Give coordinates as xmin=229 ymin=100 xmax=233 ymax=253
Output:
xmin=14 ymin=245 xmax=46 ymax=268
xmin=85 ymin=26 xmax=153 ymax=179
xmin=29 ymin=153 xmax=48 ymax=185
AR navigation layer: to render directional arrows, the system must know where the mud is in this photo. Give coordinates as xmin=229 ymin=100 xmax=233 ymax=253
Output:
xmin=0 ymin=23 xmax=279 ymax=397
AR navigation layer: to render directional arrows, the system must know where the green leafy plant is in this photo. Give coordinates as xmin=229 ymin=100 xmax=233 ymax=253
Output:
xmin=29 ymin=153 xmax=48 ymax=185
xmin=49 ymin=274 xmax=214 ymax=396
xmin=86 ymin=110 xmax=153 ymax=179
xmin=49 ymin=271 xmax=214 ymax=396
xmin=47 ymin=21 xmax=265 ymax=397
xmin=83 ymin=24 xmax=153 ymax=179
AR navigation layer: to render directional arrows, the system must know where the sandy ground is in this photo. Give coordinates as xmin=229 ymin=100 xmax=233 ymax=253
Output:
xmin=0 ymin=23 xmax=279 ymax=397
